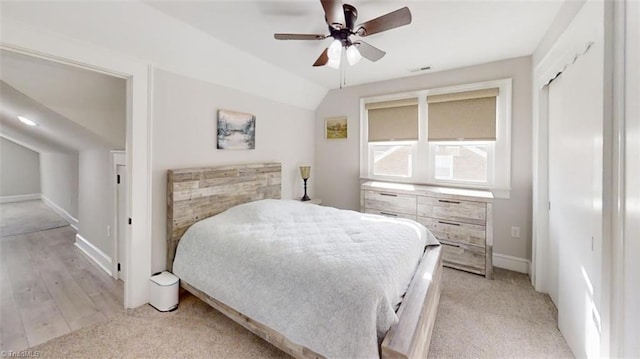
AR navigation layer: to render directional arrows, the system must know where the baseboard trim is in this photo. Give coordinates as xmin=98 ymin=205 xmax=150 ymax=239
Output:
xmin=0 ymin=193 xmax=41 ymax=203
xmin=493 ymin=253 xmax=531 ymax=274
xmin=75 ymin=234 xmax=112 ymax=276
xmin=41 ymin=195 xmax=79 ymax=230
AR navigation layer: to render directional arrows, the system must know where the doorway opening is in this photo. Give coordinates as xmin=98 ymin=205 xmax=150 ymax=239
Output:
xmin=0 ymin=48 xmax=129 ymax=349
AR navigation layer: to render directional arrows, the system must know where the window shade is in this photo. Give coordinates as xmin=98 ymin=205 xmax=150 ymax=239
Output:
xmin=366 ymin=98 xmax=419 ymax=142
xmin=427 ymin=88 xmax=499 ymax=141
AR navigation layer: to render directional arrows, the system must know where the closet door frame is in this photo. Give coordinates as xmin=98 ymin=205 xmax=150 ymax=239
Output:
xmin=531 ymin=0 xmax=627 ymax=356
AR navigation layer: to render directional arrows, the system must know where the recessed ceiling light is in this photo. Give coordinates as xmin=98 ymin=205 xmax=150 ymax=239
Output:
xmin=17 ymin=116 xmax=38 ymax=127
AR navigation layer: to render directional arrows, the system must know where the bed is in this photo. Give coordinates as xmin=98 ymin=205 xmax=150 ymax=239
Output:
xmin=167 ymin=162 xmax=443 ymax=359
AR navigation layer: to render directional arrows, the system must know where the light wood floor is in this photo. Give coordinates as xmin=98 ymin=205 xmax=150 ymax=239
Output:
xmin=0 ymin=225 xmax=124 ymax=351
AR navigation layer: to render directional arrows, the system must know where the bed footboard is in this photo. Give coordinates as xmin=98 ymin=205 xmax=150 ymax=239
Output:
xmin=381 ymin=245 xmax=443 ymax=359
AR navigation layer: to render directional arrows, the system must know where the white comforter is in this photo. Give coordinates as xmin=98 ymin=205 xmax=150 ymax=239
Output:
xmin=173 ymin=199 xmax=438 ymax=358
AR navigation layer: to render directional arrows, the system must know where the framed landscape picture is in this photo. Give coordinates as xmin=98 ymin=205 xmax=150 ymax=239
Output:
xmin=217 ymin=109 xmax=256 ymax=150
xmin=325 ymin=116 xmax=347 ymax=139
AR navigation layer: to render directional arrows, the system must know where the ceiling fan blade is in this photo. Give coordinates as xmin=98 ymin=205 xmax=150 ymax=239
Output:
xmin=354 ymin=41 xmax=386 ymax=62
xmin=312 ymin=48 xmax=329 ymax=67
xmin=356 ymin=7 xmax=412 ymax=37
xmin=321 ymin=0 xmax=346 ymax=29
xmin=274 ymin=33 xmax=327 ymax=40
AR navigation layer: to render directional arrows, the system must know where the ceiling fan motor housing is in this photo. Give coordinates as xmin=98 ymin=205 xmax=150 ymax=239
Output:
xmin=328 ymin=4 xmax=358 ymax=46
xmin=343 ymin=4 xmax=358 ymax=31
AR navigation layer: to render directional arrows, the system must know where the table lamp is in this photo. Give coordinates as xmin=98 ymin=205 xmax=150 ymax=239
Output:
xmin=299 ymin=166 xmax=311 ymax=201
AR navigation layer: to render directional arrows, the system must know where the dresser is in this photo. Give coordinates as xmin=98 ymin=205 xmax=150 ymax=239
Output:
xmin=361 ymin=181 xmax=494 ymax=279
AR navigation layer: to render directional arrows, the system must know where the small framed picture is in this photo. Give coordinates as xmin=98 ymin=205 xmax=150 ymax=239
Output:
xmin=325 ymin=116 xmax=347 ymax=139
xmin=217 ymin=109 xmax=256 ymax=150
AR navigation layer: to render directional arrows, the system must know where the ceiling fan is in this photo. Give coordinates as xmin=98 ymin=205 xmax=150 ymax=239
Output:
xmin=274 ymin=0 xmax=412 ymax=69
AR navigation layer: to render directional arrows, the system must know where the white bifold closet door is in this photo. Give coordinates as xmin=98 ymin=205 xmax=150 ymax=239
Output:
xmin=547 ymin=38 xmax=604 ymax=358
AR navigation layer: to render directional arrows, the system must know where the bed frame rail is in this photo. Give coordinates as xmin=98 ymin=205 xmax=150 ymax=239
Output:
xmin=381 ymin=245 xmax=443 ymax=359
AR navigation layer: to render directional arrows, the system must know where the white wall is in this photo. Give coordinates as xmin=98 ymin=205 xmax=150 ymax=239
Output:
xmin=623 ymin=0 xmax=640 ymax=356
xmin=0 ymin=137 xmax=40 ymax=197
xmin=39 ymin=152 xmax=79 ymax=218
xmin=151 ymin=69 xmax=315 ymax=271
xmin=314 ymin=57 xmax=533 ymax=261
xmin=77 ymin=149 xmax=114 ymax=256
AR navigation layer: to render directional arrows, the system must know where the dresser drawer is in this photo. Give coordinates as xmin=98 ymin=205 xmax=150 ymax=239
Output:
xmin=418 ymin=217 xmax=485 ymax=247
xmin=441 ymin=241 xmax=485 ymax=275
xmin=364 ymin=209 xmax=417 ymax=221
xmin=364 ymin=190 xmax=417 ymax=215
xmin=418 ymin=196 xmax=486 ymax=225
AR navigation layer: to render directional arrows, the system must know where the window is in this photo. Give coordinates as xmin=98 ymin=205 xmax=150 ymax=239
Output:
xmin=432 ymin=142 xmax=491 ymax=182
xmin=360 ymin=79 xmax=511 ymax=197
xmin=434 ymin=152 xmax=454 ymax=179
xmin=365 ymin=98 xmax=419 ymax=179
xmin=372 ymin=144 xmax=413 ymax=177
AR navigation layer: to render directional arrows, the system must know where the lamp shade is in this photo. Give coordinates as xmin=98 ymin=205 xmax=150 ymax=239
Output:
xmin=346 ymin=45 xmax=361 ymax=66
xmin=299 ymin=166 xmax=311 ymax=180
xmin=327 ymin=40 xmax=342 ymax=60
xmin=326 ymin=57 xmax=340 ymax=69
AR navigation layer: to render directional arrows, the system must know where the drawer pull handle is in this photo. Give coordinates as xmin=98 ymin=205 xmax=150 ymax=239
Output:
xmin=438 ymin=199 xmax=460 ymax=204
xmin=443 ymin=243 xmax=461 ymax=248
xmin=379 ymin=193 xmax=398 ymax=197
xmin=379 ymin=212 xmax=398 ymax=217
xmin=439 ymin=221 xmax=461 ymax=226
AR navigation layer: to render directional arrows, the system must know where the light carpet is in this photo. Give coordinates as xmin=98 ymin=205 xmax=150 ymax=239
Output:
xmin=0 ymin=200 xmax=69 ymax=238
xmin=28 ymin=268 xmax=573 ymax=358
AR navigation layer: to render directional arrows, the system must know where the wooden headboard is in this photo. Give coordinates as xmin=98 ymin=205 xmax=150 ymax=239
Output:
xmin=166 ymin=162 xmax=281 ymax=271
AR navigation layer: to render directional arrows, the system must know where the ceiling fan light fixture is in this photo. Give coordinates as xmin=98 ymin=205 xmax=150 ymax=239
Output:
xmin=346 ymin=45 xmax=362 ymax=66
xmin=326 ymin=57 xmax=341 ymax=69
xmin=327 ymin=39 xmax=342 ymax=60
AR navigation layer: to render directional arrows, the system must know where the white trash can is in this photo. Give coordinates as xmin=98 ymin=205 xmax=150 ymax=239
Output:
xmin=149 ymin=271 xmax=179 ymax=312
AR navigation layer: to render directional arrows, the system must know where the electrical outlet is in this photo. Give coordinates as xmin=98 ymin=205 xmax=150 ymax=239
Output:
xmin=511 ymin=226 xmax=520 ymax=238
xmin=107 ymin=225 xmax=111 ymax=237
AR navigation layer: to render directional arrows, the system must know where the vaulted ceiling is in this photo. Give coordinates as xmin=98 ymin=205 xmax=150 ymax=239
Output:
xmin=0 ymin=0 xmax=565 ymax=151
xmin=147 ymin=0 xmax=564 ymax=88
xmin=0 ymin=50 xmax=125 ymax=154
xmin=1 ymin=1 xmax=565 ymax=111
xmin=0 ymin=81 xmax=112 ymax=153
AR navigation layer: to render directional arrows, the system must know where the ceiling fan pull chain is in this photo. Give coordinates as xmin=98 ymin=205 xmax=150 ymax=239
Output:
xmin=340 ymin=50 xmax=346 ymax=89
xmin=343 ymin=60 xmax=347 ymax=88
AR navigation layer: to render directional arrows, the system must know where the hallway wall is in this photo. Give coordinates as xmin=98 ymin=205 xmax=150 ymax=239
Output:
xmin=40 ymin=152 xmax=79 ymax=218
xmin=0 ymin=137 xmax=40 ymax=198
